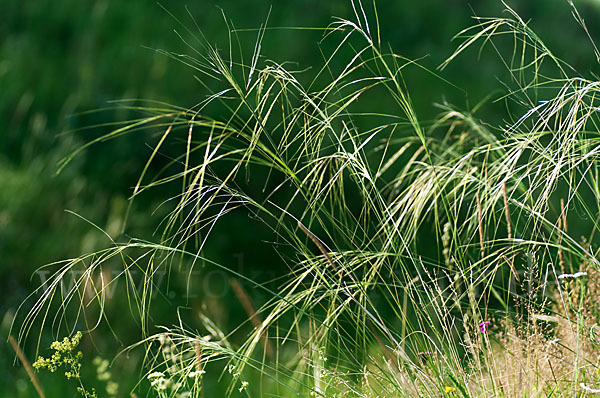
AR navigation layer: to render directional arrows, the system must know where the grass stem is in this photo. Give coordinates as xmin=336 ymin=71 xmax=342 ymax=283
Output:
xmin=9 ymin=336 xmax=45 ymax=398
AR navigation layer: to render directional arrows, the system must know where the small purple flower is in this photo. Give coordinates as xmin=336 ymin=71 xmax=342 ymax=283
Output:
xmin=478 ymin=321 xmax=491 ymax=333
xmin=417 ymin=351 xmax=432 ymax=362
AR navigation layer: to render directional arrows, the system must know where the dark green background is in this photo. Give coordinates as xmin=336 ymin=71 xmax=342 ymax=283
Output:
xmin=2 ymin=0 xmax=599 ymax=396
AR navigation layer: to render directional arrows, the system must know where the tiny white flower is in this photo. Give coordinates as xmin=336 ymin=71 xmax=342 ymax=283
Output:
xmin=148 ymin=371 xmax=165 ymax=379
xmin=150 ymin=378 xmax=164 ymax=387
xmin=558 ymin=271 xmax=587 ymax=280
xmin=188 ymin=370 xmax=206 ymax=378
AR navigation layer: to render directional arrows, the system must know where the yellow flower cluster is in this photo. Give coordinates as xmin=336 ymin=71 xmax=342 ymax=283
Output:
xmin=33 ymin=331 xmax=83 ymax=379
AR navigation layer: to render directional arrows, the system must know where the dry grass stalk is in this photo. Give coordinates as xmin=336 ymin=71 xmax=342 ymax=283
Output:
xmin=9 ymin=335 xmax=46 ymax=398
xmin=502 ymin=255 xmax=519 ymax=282
xmin=297 ymin=221 xmax=339 ymax=273
xmin=229 ymin=278 xmax=274 ymax=359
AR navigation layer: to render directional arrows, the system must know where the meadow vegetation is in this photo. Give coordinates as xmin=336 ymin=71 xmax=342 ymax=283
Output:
xmin=13 ymin=1 xmax=600 ymax=396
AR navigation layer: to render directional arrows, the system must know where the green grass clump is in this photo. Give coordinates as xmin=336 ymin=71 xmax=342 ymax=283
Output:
xmin=14 ymin=1 xmax=600 ymax=396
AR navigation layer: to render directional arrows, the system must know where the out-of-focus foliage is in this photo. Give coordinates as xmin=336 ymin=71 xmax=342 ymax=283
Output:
xmin=2 ymin=0 xmax=600 ymax=396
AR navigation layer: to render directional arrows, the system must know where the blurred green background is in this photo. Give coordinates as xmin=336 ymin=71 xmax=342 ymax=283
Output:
xmin=2 ymin=0 xmax=600 ymax=396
